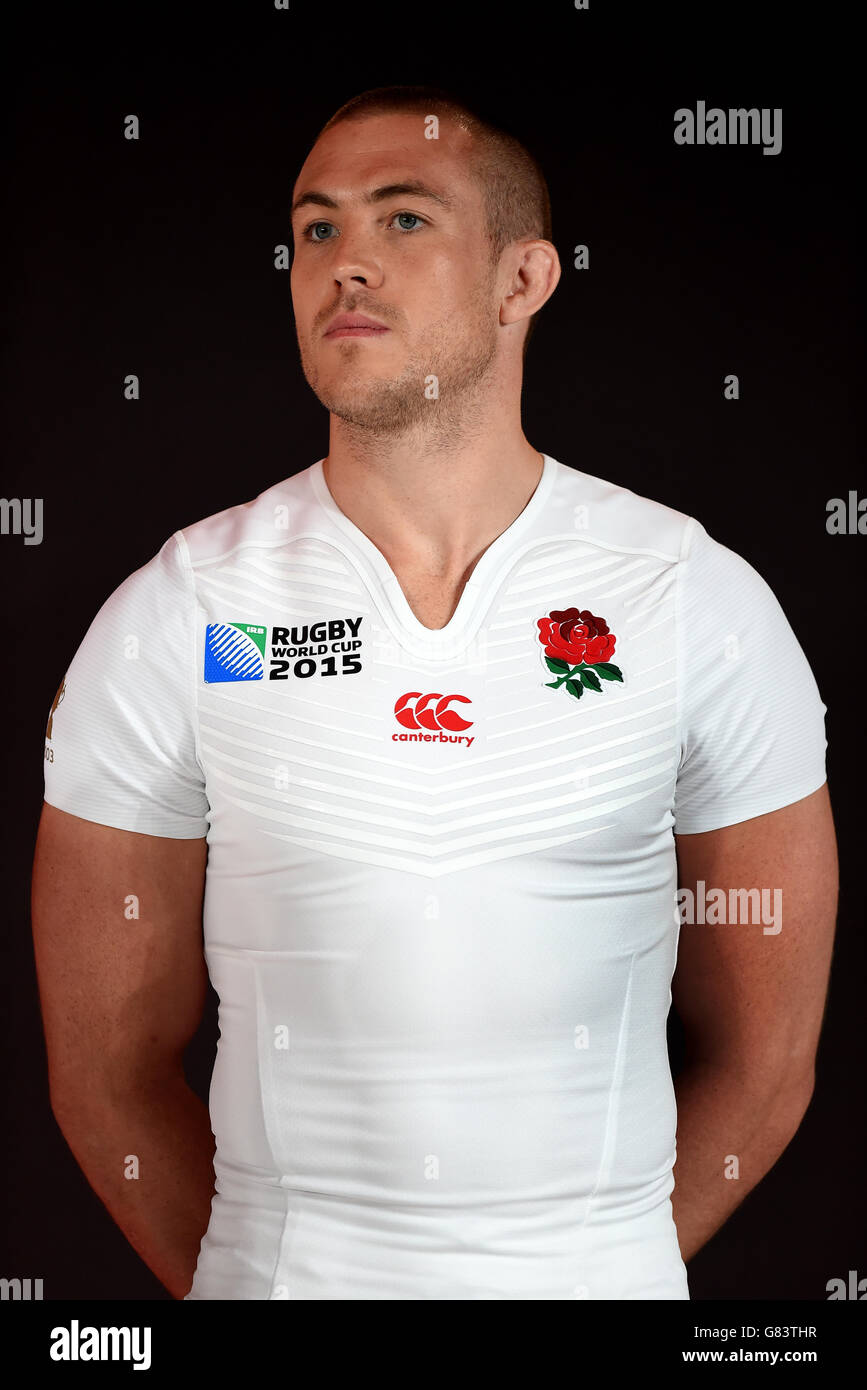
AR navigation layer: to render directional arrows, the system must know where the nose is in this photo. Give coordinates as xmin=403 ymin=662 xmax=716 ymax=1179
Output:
xmin=330 ymin=225 xmax=385 ymax=292
xmin=333 ymin=262 xmax=384 ymax=291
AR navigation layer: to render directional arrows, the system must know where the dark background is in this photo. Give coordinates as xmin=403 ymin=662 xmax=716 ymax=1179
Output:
xmin=1 ymin=1 xmax=863 ymax=1302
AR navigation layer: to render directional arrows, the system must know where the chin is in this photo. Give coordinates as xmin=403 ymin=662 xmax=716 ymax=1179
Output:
xmin=322 ymin=370 xmax=395 ymax=403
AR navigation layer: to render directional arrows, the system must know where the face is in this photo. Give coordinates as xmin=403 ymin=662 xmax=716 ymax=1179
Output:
xmin=290 ymin=112 xmax=503 ymax=434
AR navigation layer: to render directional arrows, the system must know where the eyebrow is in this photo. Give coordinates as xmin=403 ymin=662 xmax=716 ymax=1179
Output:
xmin=291 ymin=180 xmax=455 ymax=219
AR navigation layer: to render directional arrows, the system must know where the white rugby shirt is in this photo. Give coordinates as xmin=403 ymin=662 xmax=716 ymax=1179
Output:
xmin=43 ymin=454 xmax=827 ymax=1299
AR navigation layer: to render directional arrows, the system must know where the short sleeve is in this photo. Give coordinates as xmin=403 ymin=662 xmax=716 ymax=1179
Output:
xmin=43 ymin=532 xmax=210 ymax=838
xmin=673 ymin=518 xmax=827 ymax=834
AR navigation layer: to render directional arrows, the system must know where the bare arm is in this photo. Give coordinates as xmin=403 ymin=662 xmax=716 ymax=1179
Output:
xmin=670 ymin=782 xmax=838 ymax=1263
xmin=31 ymin=802 xmax=215 ymax=1299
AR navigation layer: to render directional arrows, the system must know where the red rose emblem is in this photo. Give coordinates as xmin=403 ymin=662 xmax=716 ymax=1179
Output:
xmin=537 ymin=608 xmax=617 ymax=665
xmin=536 ymin=607 xmax=624 ymax=704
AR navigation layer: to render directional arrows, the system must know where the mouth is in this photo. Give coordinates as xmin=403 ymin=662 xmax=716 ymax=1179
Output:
xmin=324 ymin=313 xmax=390 ymax=339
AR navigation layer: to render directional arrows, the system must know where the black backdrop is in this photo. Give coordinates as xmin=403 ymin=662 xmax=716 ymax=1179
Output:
xmin=1 ymin=0 xmax=863 ymax=1309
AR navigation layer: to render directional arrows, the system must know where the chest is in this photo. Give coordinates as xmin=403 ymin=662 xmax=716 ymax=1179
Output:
xmin=385 ymin=564 xmax=470 ymax=632
xmin=196 ymin=539 xmax=682 ymax=888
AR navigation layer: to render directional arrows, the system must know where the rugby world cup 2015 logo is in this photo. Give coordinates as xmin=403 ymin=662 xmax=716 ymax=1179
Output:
xmin=204 ymin=617 xmax=363 ymax=682
xmin=204 ymin=623 xmax=266 ymax=682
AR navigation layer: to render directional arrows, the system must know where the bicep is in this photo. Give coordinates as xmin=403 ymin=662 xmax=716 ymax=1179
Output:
xmin=31 ymin=802 xmax=209 ymax=1109
xmin=672 ymin=783 xmax=838 ymax=1078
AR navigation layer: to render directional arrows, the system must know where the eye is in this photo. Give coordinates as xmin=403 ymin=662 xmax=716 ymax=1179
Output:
xmin=300 ymin=211 xmax=428 ymax=242
xmin=305 ymin=220 xmax=335 ymax=243
xmin=391 ymin=212 xmax=425 ymax=232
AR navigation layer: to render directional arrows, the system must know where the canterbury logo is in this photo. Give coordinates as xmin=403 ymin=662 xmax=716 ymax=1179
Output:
xmin=394 ymin=692 xmax=473 ymax=731
xmin=392 ymin=692 xmax=475 ymax=748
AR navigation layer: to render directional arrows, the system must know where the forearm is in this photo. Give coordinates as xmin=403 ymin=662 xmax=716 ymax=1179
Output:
xmin=51 ymin=1073 xmax=216 ymax=1299
xmin=670 ymin=1058 xmax=813 ymax=1263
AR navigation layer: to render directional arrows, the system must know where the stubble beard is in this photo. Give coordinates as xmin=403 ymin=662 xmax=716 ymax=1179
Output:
xmin=300 ymin=279 xmax=500 ymax=440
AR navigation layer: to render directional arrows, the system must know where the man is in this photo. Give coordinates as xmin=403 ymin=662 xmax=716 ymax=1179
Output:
xmin=32 ymin=85 xmax=836 ymax=1300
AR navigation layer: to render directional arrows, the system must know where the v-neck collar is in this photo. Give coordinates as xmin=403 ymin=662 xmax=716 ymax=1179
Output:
xmin=309 ymin=453 xmax=559 ymax=660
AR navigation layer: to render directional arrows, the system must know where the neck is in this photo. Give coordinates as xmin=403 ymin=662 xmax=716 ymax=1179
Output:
xmin=322 ymin=397 xmax=544 ymax=578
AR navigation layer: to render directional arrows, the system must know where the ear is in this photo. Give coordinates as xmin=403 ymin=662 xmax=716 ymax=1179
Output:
xmin=500 ymin=240 xmax=561 ymax=328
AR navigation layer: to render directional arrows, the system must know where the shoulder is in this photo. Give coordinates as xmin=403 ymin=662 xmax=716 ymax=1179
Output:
xmin=174 ymin=463 xmax=321 ymax=568
xmin=545 ymin=456 xmax=693 ymax=562
xmin=548 ymin=458 xmax=775 ymax=598
xmin=73 ymin=464 xmax=321 ymax=639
